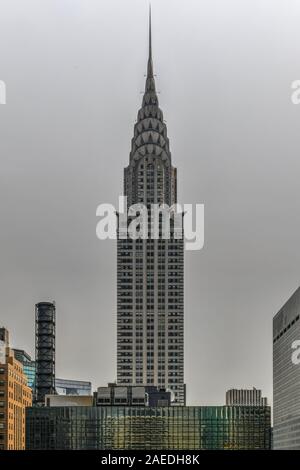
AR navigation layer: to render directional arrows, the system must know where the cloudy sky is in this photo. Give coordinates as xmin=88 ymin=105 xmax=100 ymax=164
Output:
xmin=0 ymin=0 xmax=300 ymax=406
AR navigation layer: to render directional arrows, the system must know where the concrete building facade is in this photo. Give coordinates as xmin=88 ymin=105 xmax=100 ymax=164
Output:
xmin=226 ymin=388 xmax=268 ymax=406
xmin=35 ymin=301 xmax=56 ymax=404
xmin=117 ymin=9 xmax=185 ymax=405
xmin=273 ymin=287 xmax=300 ymax=449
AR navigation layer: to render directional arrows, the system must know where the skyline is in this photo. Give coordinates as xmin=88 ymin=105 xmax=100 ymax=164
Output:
xmin=1 ymin=0 xmax=300 ymax=406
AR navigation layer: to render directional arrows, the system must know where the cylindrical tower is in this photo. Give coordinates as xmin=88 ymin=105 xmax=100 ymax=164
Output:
xmin=35 ymin=301 xmax=56 ymax=404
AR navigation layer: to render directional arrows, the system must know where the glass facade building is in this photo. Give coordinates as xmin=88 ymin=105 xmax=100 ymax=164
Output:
xmin=9 ymin=356 xmax=92 ymax=399
xmin=55 ymin=378 xmax=92 ymax=396
xmin=273 ymin=287 xmax=300 ymax=449
xmin=117 ymin=8 xmax=184 ymax=406
xmin=26 ymin=406 xmax=271 ymax=450
xmin=0 ymin=341 xmax=32 ymax=450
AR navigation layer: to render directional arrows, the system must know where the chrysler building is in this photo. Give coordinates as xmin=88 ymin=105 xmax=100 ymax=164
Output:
xmin=117 ymin=9 xmax=185 ymax=405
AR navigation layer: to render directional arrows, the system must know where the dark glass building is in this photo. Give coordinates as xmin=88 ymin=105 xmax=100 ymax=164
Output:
xmin=26 ymin=406 xmax=271 ymax=450
xmin=55 ymin=378 xmax=92 ymax=396
xmin=273 ymin=286 xmax=300 ymax=449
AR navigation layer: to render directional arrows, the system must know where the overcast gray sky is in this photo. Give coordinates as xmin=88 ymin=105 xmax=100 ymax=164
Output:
xmin=0 ymin=0 xmax=300 ymax=406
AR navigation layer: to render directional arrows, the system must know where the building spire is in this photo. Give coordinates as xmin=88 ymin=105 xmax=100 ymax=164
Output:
xmin=147 ymin=4 xmax=153 ymax=78
xmin=142 ymin=5 xmax=158 ymax=106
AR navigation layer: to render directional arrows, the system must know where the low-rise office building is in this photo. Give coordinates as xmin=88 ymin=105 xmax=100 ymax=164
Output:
xmin=273 ymin=287 xmax=300 ymax=449
xmin=45 ymin=394 xmax=93 ymax=407
xmin=95 ymin=383 xmax=171 ymax=407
